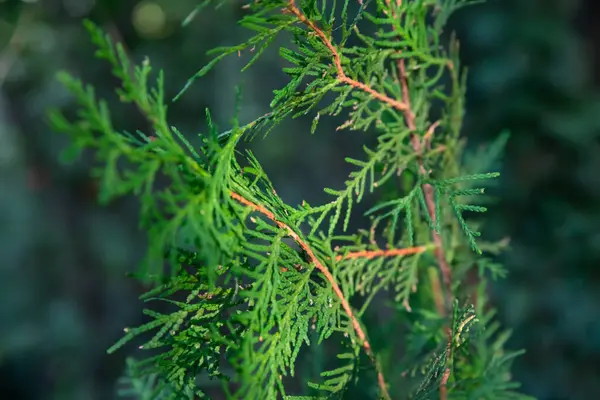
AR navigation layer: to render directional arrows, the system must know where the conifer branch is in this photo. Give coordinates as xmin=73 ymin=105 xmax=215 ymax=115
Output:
xmin=286 ymin=4 xmax=456 ymax=395
xmin=286 ymin=0 xmax=453 ymax=313
xmin=384 ymin=1 xmax=454 ymax=396
xmin=50 ymin=5 xmax=531 ymax=398
xmin=286 ymin=0 xmax=410 ymax=112
xmin=411 ymin=138 xmax=452 ymax=311
xmin=381 ymin=0 xmax=452 ymax=314
xmin=229 ymin=190 xmax=392 ymax=400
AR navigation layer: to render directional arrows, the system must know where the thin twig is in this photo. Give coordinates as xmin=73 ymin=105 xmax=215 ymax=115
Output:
xmin=337 ymin=246 xmax=426 ymax=261
xmin=230 ymin=191 xmax=392 ymax=400
xmin=439 ymin=334 xmax=453 ymax=399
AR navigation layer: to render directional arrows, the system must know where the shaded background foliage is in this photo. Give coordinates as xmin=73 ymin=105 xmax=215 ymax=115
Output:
xmin=0 ymin=0 xmax=599 ymax=398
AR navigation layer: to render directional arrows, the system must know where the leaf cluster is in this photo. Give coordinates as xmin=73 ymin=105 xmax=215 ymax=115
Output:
xmin=48 ymin=1 xmax=532 ymax=399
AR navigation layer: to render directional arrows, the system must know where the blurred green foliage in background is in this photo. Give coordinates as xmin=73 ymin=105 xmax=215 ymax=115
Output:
xmin=0 ymin=0 xmax=599 ymax=399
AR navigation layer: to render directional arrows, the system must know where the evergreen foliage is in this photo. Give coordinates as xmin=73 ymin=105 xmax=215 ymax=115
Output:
xmin=49 ymin=0 xmax=533 ymax=398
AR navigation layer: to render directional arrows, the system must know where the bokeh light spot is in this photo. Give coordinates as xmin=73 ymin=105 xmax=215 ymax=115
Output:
xmin=132 ymin=1 xmax=167 ymax=39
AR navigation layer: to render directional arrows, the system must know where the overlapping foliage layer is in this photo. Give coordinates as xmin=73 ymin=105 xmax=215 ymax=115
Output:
xmin=49 ymin=0 xmax=533 ymax=398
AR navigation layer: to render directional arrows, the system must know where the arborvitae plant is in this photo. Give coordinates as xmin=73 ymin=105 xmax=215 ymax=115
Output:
xmin=49 ymin=0 xmax=535 ymax=398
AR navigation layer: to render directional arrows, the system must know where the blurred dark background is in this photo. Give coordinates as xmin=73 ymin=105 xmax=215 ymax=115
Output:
xmin=1 ymin=0 xmax=599 ymax=399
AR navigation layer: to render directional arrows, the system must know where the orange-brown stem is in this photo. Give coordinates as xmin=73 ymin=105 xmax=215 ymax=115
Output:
xmin=337 ymin=246 xmax=426 ymax=261
xmin=230 ymin=191 xmax=391 ymax=400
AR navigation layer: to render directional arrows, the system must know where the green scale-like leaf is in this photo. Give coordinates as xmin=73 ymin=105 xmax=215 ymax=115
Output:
xmin=50 ymin=1 xmax=531 ymax=398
